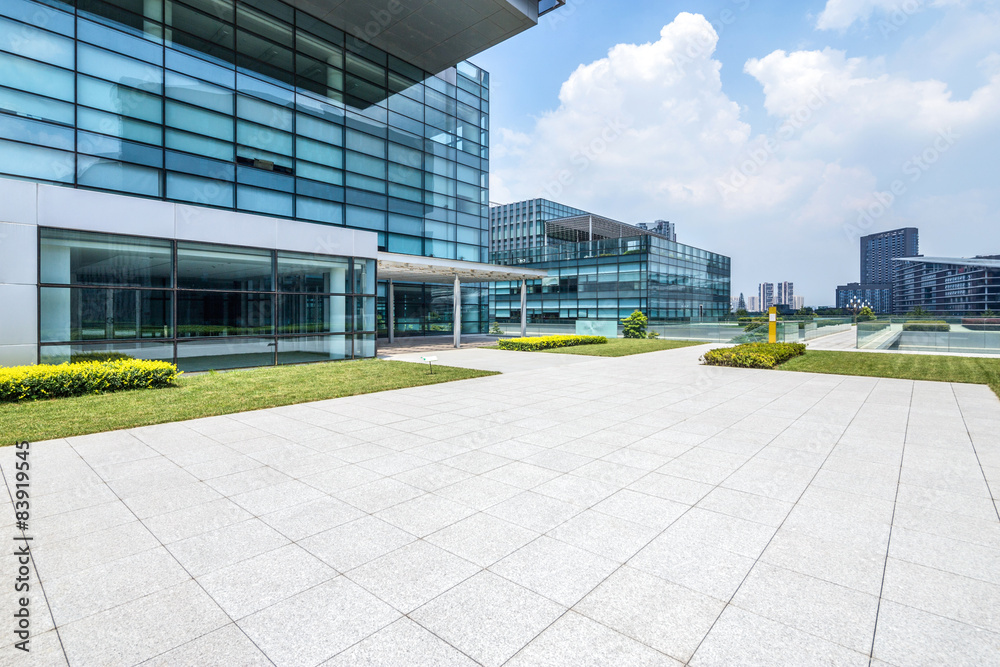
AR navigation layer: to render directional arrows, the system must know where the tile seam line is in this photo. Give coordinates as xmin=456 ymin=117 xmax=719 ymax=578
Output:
xmin=867 ymin=379 xmax=914 ymax=667
xmin=950 ymin=382 xmax=1000 ymax=523
xmin=0 ymin=461 xmax=70 ymax=666
xmin=64 ymin=440 xmax=279 ymax=667
xmin=684 ymin=373 xmax=879 ymax=665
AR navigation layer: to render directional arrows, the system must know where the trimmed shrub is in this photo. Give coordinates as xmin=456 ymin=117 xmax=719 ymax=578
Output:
xmin=702 ymin=342 xmax=806 ymax=369
xmin=0 ymin=360 xmax=181 ymax=403
xmin=621 ymin=310 xmax=648 ymax=339
xmin=902 ymin=321 xmax=950 ymax=332
xmin=497 ymin=335 xmax=607 ymax=351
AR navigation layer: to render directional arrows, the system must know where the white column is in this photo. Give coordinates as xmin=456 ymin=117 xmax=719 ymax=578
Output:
xmin=332 ymin=266 xmax=347 ymax=358
xmin=453 ymin=274 xmax=461 ymax=348
xmin=387 ymin=279 xmax=394 ymax=344
xmin=520 ymin=279 xmax=527 ymax=337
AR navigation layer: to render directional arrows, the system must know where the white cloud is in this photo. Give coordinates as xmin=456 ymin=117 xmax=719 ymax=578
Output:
xmin=489 ymin=12 xmax=1000 ymax=303
xmin=815 ymin=0 xmax=963 ymax=31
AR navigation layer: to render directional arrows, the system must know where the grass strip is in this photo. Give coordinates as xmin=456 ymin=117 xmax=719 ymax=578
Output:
xmin=0 ymin=359 xmax=495 ymax=443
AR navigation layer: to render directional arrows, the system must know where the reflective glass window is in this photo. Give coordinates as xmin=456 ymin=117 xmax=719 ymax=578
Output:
xmin=277 ymin=252 xmax=350 ymax=293
xmin=40 ymin=228 xmax=172 ymax=287
xmin=40 ymin=287 xmax=172 ymax=342
xmin=176 ymin=291 xmax=273 ymax=336
xmin=177 ymin=242 xmax=273 ymax=291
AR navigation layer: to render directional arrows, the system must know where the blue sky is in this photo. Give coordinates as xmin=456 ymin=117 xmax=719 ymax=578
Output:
xmin=472 ymin=0 xmax=1000 ymax=305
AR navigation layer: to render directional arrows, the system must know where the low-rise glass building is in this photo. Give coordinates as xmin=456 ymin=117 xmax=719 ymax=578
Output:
xmin=489 ymin=208 xmax=731 ymax=324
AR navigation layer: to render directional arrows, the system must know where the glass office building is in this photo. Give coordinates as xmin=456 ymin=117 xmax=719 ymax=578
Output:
xmin=489 ymin=204 xmax=731 ymax=323
xmin=893 ymin=256 xmax=1000 ymax=315
xmin=0 ymin=0 xmax=558 ymax=366
xmin=490 ymin=198 xmax=588 ymax=254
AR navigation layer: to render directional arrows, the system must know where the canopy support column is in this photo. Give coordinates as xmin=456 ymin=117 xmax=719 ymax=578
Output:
xmin=520 ymin=279 xmax=527 ymax=338
xmin=453 ymin=274 xmax=461 ymax=348
xmin=387 ymin=279 xmax=394 ymax=344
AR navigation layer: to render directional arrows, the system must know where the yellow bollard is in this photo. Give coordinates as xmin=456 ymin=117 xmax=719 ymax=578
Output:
xmin=768 ymin=306 xmax=777 ymax=344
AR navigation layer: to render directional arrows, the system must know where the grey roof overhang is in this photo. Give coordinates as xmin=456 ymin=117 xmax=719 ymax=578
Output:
xmin=289 ymin=0 xmax=540 ymax=74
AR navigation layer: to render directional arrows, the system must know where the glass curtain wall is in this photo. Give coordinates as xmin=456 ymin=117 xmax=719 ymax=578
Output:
xmin=38 ymin=228 xmax=375 ymax=370
xmin=490 ymin=237 xmax=731 ymax=324
xmin=1 ymin=0 xmax=491 ymax=334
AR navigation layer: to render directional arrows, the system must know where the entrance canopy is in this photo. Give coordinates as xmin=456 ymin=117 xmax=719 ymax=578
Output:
xmin=377 ymin=252 xmax=546 ymax=284
xmin=376 ymin=252 xmax=547 ymax=347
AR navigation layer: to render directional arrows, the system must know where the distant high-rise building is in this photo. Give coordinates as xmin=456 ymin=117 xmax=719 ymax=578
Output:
xmin=636 ymin=220 xmax=676 ymax=241
xmin=747 ymin=296 xmax=760 ymax=312
xmin=862 ymin=228 xmax=919 ymax=284
xmin=792 ymin=295 xmax=805 ymax=310
xmin=776 ymin=282 xmax=794 ymax=306
xmin=758 ymin=283 xmax=775 ymax=311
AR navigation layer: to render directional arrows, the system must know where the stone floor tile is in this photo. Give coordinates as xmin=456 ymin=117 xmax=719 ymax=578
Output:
xmin=347 ymin=540 xmax=479 ymax=613
xmin=426 ymin=512 xmax=539 ymax=567
xmin=881 ymin=557 xmax=1000 ymax=633
xmin=871 ymin=599 xmax=1000 ymax=667
xmin=142 ymin=497 xmax=254 ymax=544
xmin=483 ymin=490 xmax=582 ymax=533
xmin=142 ymin=624 xmax=272 ymax=666
xmin=166 ymin=519 xmax=289 ymax=577
xmin=370 ymin=493 xmax=473 ymax=538
xmin=690 ymin=606 xmax=870 ymax=667
xmin=490 ymin=535 xmax=618 ymax=607
xmin=576 ymin=565 xmax=725 ymax=662
xmin=58 ymin=580 xmax=230 ymax=666
xmin=198 ymin=543 xmax=336 ymax=619
xmin=731 ymin=562 xmax=879 ymax=654
xmin=548 ymin=509 xmax=657 ymax=563
xmin=261 ymin=495 xmax=366 ymax=541
xmin=506 ymin=611 xmax=682 ymax=667
xmin=410 ymin=571 xmax=565 ymax=667
xmin=299 ymin=516 xmax=415 ymax=572
xmin=323 ymin=617 xmax=478 ymax=666
xmin=238 ymin=576 xmax=400 ymax=667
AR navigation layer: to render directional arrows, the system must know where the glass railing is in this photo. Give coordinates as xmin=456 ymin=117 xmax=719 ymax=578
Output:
xmin=857 ymin=318 xmax=1000 ymax=354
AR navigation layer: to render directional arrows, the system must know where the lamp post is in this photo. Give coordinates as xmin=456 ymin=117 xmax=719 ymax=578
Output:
xmin=846 ymin=296 xmax=870 ymax=324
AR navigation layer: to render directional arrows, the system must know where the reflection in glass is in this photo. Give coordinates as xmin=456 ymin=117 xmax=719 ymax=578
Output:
xmin=177 ymin=242 xmax=273 ymax=291
xmin=277 ymin=294 xmax=347 ymax=334
xmin=40 ymin=287 xmax=172 ymax=342
xmin=176 ymin=291 xmax=273 ymax=336
xmin=277 ymin=252 xmax=349 ymax=293
xmin=176 ymin=337 xmax=275 ymax=371
xmin=40 ymin=228 xmax=173 ymax=287
xmin=277 ymin=335 xmax=349 ymax=364
xmin=40 ymin=341 xmax=175 ymax=364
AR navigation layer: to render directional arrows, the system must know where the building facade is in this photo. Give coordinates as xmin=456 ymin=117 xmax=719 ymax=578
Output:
xmin=893 ymin=256 xmax=1000 ymax=315
xmin=862 ymin=228 xmax=919 ymax=284
xmin=758 ymin=283 xmax=774 ymax=311
xmin=836 ymin=282 xmax=892 ymax=313
xmin=488 ymin=209 xmax=731 ymax=323
xmin=0 ymin=0 xmax=559 ymax=367
xmin=489 ymin=198 xmax=588 ymax=254
xmin=776 ymin=281 xmax=794 ymax=306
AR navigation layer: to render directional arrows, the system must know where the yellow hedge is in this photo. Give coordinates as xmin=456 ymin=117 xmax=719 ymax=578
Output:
xmin=497 ymin=335 xmax=607 ymax=351
xmin=0 ymin=359 xmax=181 ymax=403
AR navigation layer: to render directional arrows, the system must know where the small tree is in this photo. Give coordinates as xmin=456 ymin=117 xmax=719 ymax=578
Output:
xmin=734 ymin=308 xmax=749 ymax=319
xmin=907 ymin=306 xmax=930 ymax=317
xmin=984 ymin=309 xmax=996 ymax=318
xmin=856 ymin=306 xmax=876 ymax=322
xmin=621 ymin=310 xmax=648 ymax=339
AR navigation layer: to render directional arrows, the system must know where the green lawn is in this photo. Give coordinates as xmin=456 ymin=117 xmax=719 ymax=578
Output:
xmin=780 ymin=350 xmax=1000 ymax=398
xmin=487 ymin=338 xmax=707 ymax=357
xmin=0 ymin=359 xmax=496 ymax=444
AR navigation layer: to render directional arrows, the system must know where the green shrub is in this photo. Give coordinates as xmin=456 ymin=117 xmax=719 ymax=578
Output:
xmin=489 ymin=322 xmax=504 ymax=335
xmin=0 ymin=359 xmax=181 ymax=403
xmin=702 ymin=342 xmax=806 ymax=369
xmin=621 ymin=310 xmax=648 ymax=339
xmin=647 ymin=331 xmax=660 ymax=339
xmin=70 ymin=351 xmax=134 ymax=363
xmin=856 ymin=306 xmax=876 ymax=322
xmin=497 ymin=335 xmax=607 ymax=351
xmin=902 ymin=321 xmax=950 ymax=332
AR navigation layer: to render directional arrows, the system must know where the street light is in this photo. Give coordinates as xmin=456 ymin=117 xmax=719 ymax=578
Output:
xmin=846 ymin=296 xmax=871 ymax=324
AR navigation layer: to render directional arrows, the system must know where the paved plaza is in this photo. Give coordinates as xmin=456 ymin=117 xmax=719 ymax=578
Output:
xmin=3 ymin=344 xmax=1000 ymax=666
